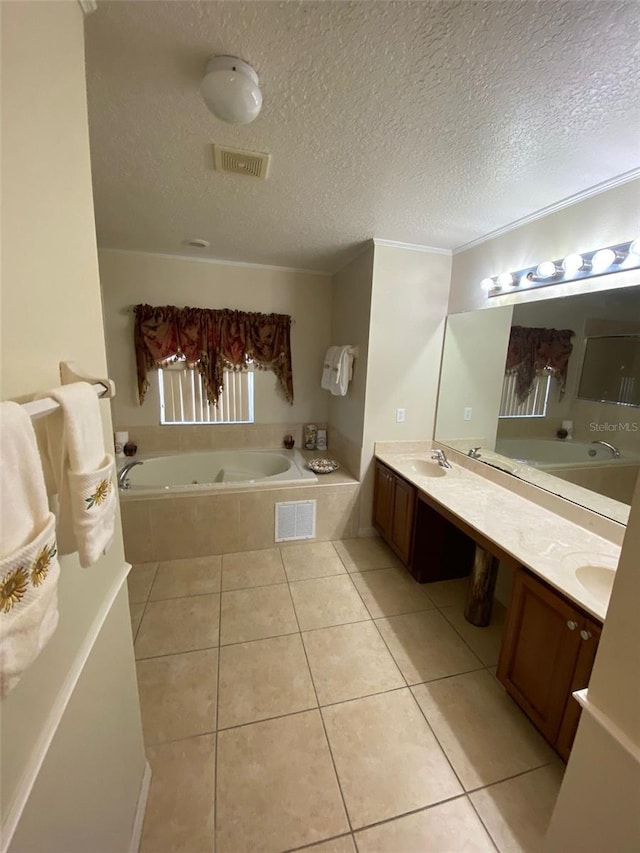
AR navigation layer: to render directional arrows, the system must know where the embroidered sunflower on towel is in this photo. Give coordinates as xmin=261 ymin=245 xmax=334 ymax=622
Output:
xmin=0 ymin=567 xmax=29 ymax=613
xmin=31 ymin=543 xmax=57 ymax=587
xmin=85 ymin=479 xmax=111 ymax=509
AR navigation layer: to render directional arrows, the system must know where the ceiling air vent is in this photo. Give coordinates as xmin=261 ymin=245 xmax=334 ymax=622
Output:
xmin=213 ymin=144 xmax=271 ymax=180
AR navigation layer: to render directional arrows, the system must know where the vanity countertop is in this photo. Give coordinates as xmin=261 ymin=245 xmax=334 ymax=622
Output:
xmin=375 ymin=448 xmax=621 ymax=622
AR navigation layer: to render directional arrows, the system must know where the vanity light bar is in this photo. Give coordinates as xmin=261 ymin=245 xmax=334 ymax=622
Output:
xmin=481 ymin=239 xmax=640 ymax=297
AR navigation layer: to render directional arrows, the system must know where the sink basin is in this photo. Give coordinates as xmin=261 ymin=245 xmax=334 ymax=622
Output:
xmin=404 ymin=458 xmax=447 ymax=478
xmin=575 ymin=565 xmax=616 ymax=604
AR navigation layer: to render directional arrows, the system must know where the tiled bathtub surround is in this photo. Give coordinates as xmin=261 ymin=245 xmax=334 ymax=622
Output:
xmin=120 ymin=478 xmax=360 ymax=563
xmin=129 ymin=539 xmax=564 ymax=853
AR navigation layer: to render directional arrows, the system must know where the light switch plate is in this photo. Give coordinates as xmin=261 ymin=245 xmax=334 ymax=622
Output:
xmin=464 ymin=407 xmax=472 ymax=421
xmin=396 ymin=408 xmax=406 ymax=423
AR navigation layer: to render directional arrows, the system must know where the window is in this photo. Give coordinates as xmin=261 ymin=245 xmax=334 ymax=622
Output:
xmin=158 ymin=360 xmax=254 ymax=424
xmin=499 ymin=370 xmax=552 ymax=418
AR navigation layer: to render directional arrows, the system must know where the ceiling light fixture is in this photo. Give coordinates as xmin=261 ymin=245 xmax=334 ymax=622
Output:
xmin=200 ymin=56 xmax=262 ymax=125
xmin=481 ymin=239 xmax=639 ymax=298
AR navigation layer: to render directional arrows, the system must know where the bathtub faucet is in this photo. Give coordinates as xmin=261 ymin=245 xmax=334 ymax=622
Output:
xmin=591 ymin=440 xmax=621 ymax=459
xmin=118 ymin=460 xmax=143 ymax=489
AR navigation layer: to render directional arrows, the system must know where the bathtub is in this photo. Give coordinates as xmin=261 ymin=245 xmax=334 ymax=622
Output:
xmin=495 ymin=438 xmax=639 ymax=469
xmin=120 ymin=449 xmax=317 ymax=495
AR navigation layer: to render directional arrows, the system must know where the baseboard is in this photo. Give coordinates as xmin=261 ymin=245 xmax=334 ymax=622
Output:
xmin=358 ymin=526 xmax=379 ymax=538
xmin=129 ymin=761 xmax=152 ymax=853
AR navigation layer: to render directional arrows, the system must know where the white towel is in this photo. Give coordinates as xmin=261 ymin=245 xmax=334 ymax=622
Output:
xmin=0 ymin=403 xmax=60 ymax=698
xmin=330 ymin=346 xmax=354 ymax=396
xmin=321 ymin=346 xmax=339 ymax=390
xmin=37 ymin=383 xmax=116 ymax=568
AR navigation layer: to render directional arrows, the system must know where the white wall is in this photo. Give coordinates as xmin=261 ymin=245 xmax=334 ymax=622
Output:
xmin=327 ymin=244 xmax=374 ymax=472
xmin=1 ymin=3 xmax=145 ymax=850
xmin=99 ymin=249 xmax=332 ymax=430
xmin=358 ymin=243 xmax=452 ymax=531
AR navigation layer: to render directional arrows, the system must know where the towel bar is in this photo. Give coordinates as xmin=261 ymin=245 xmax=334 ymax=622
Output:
xmin=19 ymin=361 xmax=115 ymax=421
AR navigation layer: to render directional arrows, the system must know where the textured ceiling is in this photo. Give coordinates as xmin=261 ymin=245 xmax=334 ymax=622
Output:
xmin=85 ymin=1 xmax=640 ymax=272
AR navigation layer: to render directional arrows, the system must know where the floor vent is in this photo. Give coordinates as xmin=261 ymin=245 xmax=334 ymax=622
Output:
xmin=213 ymin=144 xmax=271 ymax=179
xmin=275 ymin=500 xmax=316 ymax=542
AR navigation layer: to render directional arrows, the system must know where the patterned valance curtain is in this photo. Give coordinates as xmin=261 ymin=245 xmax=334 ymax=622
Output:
xmin=134 ymin=304 xmax=294 ymax=406
xmin=505 ymin=325 xmax=575 ymax=402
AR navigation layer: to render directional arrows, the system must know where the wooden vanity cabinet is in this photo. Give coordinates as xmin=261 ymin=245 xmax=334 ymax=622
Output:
xmin=497 ymin=567 xmax=601 ymax=760
xmin=373 ymin=460 xmax=415 ymax=565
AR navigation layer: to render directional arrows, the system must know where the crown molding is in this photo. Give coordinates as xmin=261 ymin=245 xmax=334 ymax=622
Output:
xmin=98 ymin=247 xmax=332 ymax=277
xmin=373 ymin=238 xmax=452 ymax=256
xmin=78 ymin=0 xmax=98 ymax=15
xmin=453 ymin=168 xmax=640 ymax=255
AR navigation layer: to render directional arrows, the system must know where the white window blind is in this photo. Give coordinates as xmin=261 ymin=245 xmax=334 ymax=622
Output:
xmin=499 ymin=371 xmax=552 ymax=418
xmin=158 ymin=362 xmax=254 ymax=424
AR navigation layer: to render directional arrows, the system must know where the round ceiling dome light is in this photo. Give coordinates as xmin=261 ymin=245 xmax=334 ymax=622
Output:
xmin=200 ymin=56 xmax=262 ymax=125
xmin=184 ymin=238 xmax=210 ymax=248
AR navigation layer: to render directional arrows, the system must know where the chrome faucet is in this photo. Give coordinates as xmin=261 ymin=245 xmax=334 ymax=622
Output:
xmin=117 ymin=460 xmax=143 ymax=489
xmin=591 ymin=440 xmax=621 ymax=459
xmin=431 ymin=449 xmax=452 ymax=469
xmin=467 ymin=447 xmax=482 ymax=459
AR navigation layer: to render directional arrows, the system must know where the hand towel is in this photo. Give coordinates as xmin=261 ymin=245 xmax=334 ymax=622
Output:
xmin=330 ymin=346 xmax=354 ymax=396
xmin=37 ymin=383 xmax=116 ymax=568
xmin=321 ymin=346 xmax=339 ymax=390
xmin=0 ymin=402 xmax=60 ymax=698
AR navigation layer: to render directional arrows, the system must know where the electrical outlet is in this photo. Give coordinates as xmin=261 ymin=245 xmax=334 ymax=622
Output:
xmin=464 ymin=407 xmax=472 ymax=421
xmin=396 ymin=408 xmax=406 ymax=423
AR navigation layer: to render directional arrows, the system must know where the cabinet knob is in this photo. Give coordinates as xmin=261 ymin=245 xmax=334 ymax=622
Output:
xmin=580 ymin=629 xmax=592 ymax=640
xmin=567 ymin=620 xmax=578 ymax=630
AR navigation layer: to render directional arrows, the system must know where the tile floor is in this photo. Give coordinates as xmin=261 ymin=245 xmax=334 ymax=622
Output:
xmin=128 ymin=537 xmax=564 ymax=853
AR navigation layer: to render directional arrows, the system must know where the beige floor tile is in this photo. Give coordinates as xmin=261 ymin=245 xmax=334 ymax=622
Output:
xmin=292 ymin=837 xmax=356 ymax=853
xmin=135 ymin=594 xmax=220 ymax=658
xmin=375 ymin=610 xmax=483 ymax=685
xmin=302 ymin=621 xmax=404 ymax=705
xmin=129 ymin=603 xmax=145 ymax=639
xmin=221 ymin=548 xmax=286 ymax=590
xmin=423 ymin=576 xmax=470 ymax=608
xmin=350 ymin=566 xmax=434 ymax=618
xmin=281 ymin=541 xmax=347 ymax=581
xmin=470 ymin=763 xmax=564 ymax=852
xmin=322 ymin=689 xmax=462 ymax=828
xmin=149 ymin=555 xmax=222 ymax=600
xmin=216 ymin=710 xmax=349 ymax=853
xmin=127 ymin=563 xmax=158 ymax=604
xmin=333 ymin=537 xmax=401 ymax=572
xmin=136 ymin=648 xmax=218 ymax=745
xmin=355 ymin=797 xmax=496 ymax=852
xmin=141 ymin=734 xmax=215 ymax=853
xmin=412 ymin=670 xmax=555 ymax=790
xmin=290 ymin=575 xmax=370 ymax=631
xmin=220 ymin=583 xmax=297 ymax=645
xmin=218 ymin=634 xmax=316 ymax=728
xmin=440 ymin=600 xmax=506 ymax=666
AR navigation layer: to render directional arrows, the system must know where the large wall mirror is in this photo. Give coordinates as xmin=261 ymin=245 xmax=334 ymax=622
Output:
xmin=435 ymin=283 xmax=640 ymax=525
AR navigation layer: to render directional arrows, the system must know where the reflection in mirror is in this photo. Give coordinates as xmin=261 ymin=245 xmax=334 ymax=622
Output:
xmin=435 ymin=284 xmax=640 ymax=524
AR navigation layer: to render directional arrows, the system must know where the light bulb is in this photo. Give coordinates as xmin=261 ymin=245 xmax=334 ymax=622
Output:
xmin=536 ymin=261 xmax=559 ymax=278
xmin=480 ymin=277 xmax=496 ymax=291
xmin=497 ymin=272 xmax=515 ymax=288
xmin=562 ymin=254 xmax=585 ymax=275
xmin=592 ymin=248 xmax=616 ymax=272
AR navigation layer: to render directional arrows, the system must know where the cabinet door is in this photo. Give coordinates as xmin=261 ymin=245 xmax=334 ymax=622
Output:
xmin=373 ymin=462 xmax=394 ymax=540
xmin=497 ymin=569 xmax=582 ymax=744
xmin=555 ymin=617 xmax=601 ymax=761
xmin=389 ymin=474 xmax=416 ymax=565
